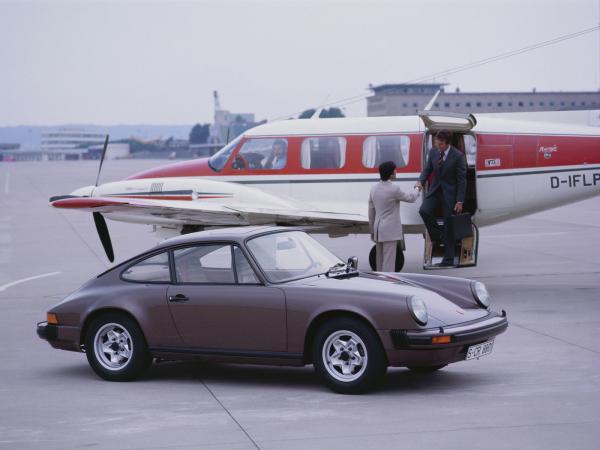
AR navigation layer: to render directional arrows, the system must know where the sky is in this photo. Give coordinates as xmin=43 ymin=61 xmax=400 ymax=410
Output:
xmin=0 ymin=0 xmax=598 ymax=126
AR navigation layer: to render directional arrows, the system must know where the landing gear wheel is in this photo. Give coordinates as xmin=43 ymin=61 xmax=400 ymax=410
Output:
xmin=368 ymin=244 xmax=405 ymax=272
xmin=312 ymin=317 xmax=387 ymax=394
xmin=407 ymin=364 xmax=447 ymax=372
xmin=85 ymin=313 xmax=152 ymax=381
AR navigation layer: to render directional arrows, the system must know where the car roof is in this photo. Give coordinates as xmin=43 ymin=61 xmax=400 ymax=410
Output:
xmin=154 ymin=225 xmax=294 ymax=249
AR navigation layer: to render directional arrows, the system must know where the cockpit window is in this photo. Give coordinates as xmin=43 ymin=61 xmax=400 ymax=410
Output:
xmin=232 ymin=138 xmax=288 ymax=170
xmin=208 ymin=136 xmax=243 ymax=172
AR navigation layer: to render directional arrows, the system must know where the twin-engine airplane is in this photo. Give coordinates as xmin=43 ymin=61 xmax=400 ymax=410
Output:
xmin=50 ymin=111 xmax=600 ymax=270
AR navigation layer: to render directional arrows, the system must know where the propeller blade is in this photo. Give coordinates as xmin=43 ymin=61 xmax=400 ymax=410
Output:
xmin=93 ymin=212 xmax=115 ymax=262
xmin=95 ymin=135 xmax=109 ymax=187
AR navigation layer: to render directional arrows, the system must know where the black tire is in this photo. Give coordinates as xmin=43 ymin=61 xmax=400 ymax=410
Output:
xmin=84 ymin=313 xmax=152 ymax=381
xmin=368 ymin=244 xmax=405 ymax=272
xmin=407 ymin=364 xmax=447 ymax=373
xmin=312 ymin=317 xmax=387 ymax=394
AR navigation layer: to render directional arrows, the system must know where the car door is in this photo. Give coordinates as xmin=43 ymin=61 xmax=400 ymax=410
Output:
xmin=166 ymin=243 xmax=287 ymax=352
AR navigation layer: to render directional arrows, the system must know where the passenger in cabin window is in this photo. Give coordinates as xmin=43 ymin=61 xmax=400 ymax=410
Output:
xmin=369 ymin=161 xmax=419 ymax=272
xmin=263 ymin=140 xmax=288 ymax=169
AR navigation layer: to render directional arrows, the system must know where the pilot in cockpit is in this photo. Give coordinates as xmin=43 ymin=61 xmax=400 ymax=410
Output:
xmin=263 ymin=140 xmax=288 ymax=169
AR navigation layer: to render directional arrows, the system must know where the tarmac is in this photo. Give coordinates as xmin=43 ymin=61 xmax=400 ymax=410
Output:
xmin=1 ymin=159 xmax=599 ymax=450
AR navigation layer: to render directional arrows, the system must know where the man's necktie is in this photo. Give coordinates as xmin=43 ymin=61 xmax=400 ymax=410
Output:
xmin=438 ymin=151 xmax=445 ymax=166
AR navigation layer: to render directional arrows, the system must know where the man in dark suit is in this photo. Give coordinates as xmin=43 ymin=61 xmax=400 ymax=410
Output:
xmin=415 ymin=130 xmax=466 ymax=266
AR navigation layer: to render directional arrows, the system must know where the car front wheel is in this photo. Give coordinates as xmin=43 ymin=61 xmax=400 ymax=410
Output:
xmin=84 ymin=313 xmax=151 ymax=381
xmin=312 ymin=318 xmax=387 ymax=394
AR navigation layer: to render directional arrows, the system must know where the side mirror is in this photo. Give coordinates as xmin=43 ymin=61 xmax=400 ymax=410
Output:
xmin=347 ymin=256 xmax=358 ymax=270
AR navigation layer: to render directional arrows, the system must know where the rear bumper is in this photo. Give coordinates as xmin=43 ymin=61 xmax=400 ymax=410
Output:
xmin=36 ymin=321 xmax=81 ymax=352
xmin=381 ymin=311 xmax=508 ymax=367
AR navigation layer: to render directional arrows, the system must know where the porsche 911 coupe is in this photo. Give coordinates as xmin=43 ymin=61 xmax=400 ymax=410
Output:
xmin=37 ymin=226 xmax=508 ymax=394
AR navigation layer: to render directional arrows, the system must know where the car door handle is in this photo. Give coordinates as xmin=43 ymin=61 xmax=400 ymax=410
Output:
xmin=169 ymin=294 xmax=189 ymax=303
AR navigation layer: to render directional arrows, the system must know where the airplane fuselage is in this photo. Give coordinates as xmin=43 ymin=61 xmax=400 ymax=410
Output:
xmin=97 ymin=115 xmax=600 ymax=233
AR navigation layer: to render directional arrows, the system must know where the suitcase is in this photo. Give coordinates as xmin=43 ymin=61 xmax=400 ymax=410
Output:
xmin=447 ymin=213 xmax=473 ymax=241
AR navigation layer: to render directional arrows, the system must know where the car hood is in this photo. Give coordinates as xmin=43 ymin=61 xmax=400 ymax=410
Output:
xmin=288 ymin=274 xmax=488 ymax=326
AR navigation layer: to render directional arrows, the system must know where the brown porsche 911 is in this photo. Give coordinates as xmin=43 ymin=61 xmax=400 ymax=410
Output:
xmin=37 ymin=226 xmax=507 ymax=394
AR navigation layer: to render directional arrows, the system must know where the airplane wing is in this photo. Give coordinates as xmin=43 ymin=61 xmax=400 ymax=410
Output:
xmin=51 ymin=196 xmax=369 ymax=229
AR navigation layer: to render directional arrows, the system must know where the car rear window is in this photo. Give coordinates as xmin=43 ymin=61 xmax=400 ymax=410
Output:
xmin=122 ymin=252 xmax=171 ymax=283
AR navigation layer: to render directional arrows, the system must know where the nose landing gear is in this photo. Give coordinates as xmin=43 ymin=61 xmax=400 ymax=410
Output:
xmin=368 ymin=243 xmax=405 ymax=272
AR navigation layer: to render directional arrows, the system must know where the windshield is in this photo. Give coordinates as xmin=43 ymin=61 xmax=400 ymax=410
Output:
xmin=246 ymin=231 xmax=342 ymax=283
xmin=208 ymin=135 xmax=243 ymax=171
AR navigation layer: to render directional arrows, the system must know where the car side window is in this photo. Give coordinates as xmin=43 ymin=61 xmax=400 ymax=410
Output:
xmin=174 ymin=245 xmax=235 ymax=284
xmin=122 ymin=252 xmax=171 ymax=283
xmin=233 ymin=246 xmax=260 ymax=284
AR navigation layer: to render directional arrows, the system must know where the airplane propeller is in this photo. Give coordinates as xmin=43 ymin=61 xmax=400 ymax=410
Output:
xmin=92 ymin=135 xmax=115 ymax=262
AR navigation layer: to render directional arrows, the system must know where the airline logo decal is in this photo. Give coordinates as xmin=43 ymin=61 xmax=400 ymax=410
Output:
xmin=539 ymin=145 xmax=558 ymax=160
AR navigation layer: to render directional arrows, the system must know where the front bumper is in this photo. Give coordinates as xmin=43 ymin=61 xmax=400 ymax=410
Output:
xmin=381 ymin=311 xmax=508 ymax=367
xmin=36 ymin=321 xmax=81 ymax=352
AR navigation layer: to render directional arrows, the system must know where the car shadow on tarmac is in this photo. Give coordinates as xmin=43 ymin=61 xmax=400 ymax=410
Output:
xmin=45 ymin=360 xmax=498 ymax=394
xmin=145 ymin=361 xmax=495 ymax=393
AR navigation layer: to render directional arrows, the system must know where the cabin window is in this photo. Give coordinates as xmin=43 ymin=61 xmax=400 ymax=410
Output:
xmin=362 ymin=135 xmax=410 ymax=169
xmin=232 ymin=138 xmax=288 ymax=170
xmin=300 ymin=137 xmax=346 ymax=169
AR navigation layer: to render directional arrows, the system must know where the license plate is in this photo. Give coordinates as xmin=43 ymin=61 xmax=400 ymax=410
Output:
xmin=465 ymin=340 xmax=494 ymax=361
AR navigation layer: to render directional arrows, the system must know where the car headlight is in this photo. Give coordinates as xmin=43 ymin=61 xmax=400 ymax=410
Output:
xmin=471 ymin=281 xmax=491 ymax=309
xmin=408 ymin=295 xmax=428 ymax=326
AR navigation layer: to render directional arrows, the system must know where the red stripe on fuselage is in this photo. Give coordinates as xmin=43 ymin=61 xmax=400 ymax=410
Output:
xmin=126 ymin=132 xmax=599 ymax=180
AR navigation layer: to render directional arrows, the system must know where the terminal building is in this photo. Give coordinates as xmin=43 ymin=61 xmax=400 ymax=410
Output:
xmin=0 ymin=129 xmax=129 ymax=161
xmin=40 ymin=128 xmax=107 ymax=156
xmin=367 ymin=83 xmax=600 ymax=116
xmin=207 ymin=91 xmax=260 ymax=146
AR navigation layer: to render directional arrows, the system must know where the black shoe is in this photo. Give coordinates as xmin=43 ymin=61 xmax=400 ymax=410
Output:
xmin=436 ymin=260 xmax=455 ymax=267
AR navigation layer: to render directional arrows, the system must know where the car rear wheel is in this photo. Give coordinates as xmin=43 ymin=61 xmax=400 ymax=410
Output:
xmin=312 ymin=318 xmax=387 ymax=394
xmin=85 ymin=313 xmax=151 ymax=381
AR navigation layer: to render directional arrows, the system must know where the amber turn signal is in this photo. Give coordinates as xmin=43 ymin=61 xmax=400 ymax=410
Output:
xmin=432 ymin=335 xmax=451 ymax=344
xmin=47 ymin=313 xmax=59 ymax=325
